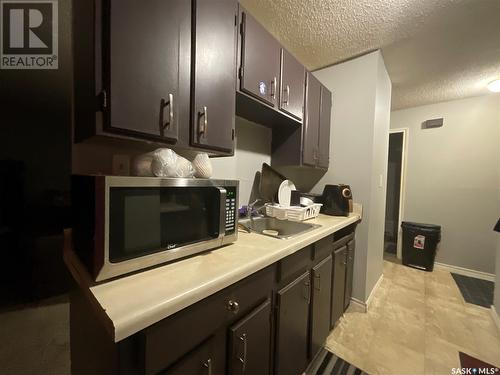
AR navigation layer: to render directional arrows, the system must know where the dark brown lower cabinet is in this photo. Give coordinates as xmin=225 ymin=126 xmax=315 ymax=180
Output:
xmin=275 ymin=271 xmax=311 ymax=375
xmin=310 ymin=255 xmax=332 ymax=358
xmin=70 ymin=226 xmax=359 ymax=375
xmin=163 ymin=335 xmax=224 ymax=375
xmin=229 ymin=299 xmax=272 ymax=375
xmin=331 ymin=246 xmax=347 ymax=328
xmin=344 ymin=239 xmax=355 ymax=310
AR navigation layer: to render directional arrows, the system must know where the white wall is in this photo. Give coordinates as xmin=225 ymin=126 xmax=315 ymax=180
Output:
xmin=313 ymin=51 xmax=392 ymax=302
xmin=211 ymin=118 xmax=272 ymax=205
xmin=391 ymin=94 xmax=500 ymax=274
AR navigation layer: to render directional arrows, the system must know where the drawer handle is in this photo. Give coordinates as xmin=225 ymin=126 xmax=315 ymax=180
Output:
xmin=198 ymin=106 xmax=208 ymax=138
xmin=238 ymin=333 xmax=247 ymax=373
xmin=270 ymin=77 xmax=277 ymax=99
xmin=160 ymin=93 xmax=174 ymax=131
xmin=304 ymin=280 xmax=311 ymax=304
xmin=203 ymin=358 xmax=212 ymax=375
xmin=227 ymin=300 xmax=240 ymax=313
xmin=283 ymin=85 xmax=290 ymax=106
xmin=314 ymin=274 xmax=321 ymax=291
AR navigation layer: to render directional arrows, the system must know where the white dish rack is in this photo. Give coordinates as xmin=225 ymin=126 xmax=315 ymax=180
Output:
xmin=265 ymin=203 xmax=322 ymax=222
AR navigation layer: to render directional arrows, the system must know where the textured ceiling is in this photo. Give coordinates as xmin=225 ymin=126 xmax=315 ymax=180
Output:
xmin=239 ymin=0 xmax=500 ymax=109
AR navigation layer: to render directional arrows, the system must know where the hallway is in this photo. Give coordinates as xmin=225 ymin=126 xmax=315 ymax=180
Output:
xmin=326 ymin=261 xmax=500 ymax=374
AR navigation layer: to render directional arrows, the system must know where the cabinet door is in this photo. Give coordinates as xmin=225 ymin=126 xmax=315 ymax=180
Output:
xmin=280 ymin=49 xmax=305 ymax=120
xmin=317 ymin=86 xmax=332 ymax=168
xmin=311 ymin=255 xmax=333 ymax=358
xmin=191 ymin=0 xmax=237 ymax=153
xmin=103 ymin=0 xmax=190 ymax=142
xmin=163 ymin=336 xmax=223 ymax=375
xmin=303 ymin=73 xmax=321 ymax=167
xmin=331 ymin=246 xmax=347 ymax=328
xmin=229 ymin=300 xmax=272 ymax=375
xmin=344 ymin=239 xmax=355 ymax=310
xmin=240 ymin=10 xmax=281 ymax=107
xmin=275 ymin=271 xmax=311 ymax=375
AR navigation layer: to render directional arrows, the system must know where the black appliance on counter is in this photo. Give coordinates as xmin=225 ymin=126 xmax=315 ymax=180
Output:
xmin=320 ymin=184 xmax=353 ymax=217
xmin=72 ymin=175 xmax=239 ymax=282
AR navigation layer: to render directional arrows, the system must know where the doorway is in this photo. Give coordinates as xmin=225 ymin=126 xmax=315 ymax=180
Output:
xmin=384 ymin=129 xmax=407 ymax=261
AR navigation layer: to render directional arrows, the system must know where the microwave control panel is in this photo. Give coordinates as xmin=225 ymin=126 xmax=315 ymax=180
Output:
xmin=225 ymin=187 xmax=237 ymax=234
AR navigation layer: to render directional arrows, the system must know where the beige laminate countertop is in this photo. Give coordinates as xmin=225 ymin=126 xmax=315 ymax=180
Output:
xmin=68 ymin=213 xmax=360 ymax=342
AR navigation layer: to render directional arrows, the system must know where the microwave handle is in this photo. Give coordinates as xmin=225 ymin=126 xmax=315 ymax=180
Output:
xmin=216 ymin=187 xmax=227 ymax=238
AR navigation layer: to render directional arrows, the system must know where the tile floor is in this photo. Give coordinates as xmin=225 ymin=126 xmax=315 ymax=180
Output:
xmin=325 ymin=261 xmax=500 ymax=375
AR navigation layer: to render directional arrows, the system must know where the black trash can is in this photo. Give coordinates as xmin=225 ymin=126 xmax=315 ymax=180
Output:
xmin=401 ymin=222 xmax=441 ymax=271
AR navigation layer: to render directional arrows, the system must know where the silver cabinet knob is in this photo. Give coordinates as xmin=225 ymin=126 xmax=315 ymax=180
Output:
xmin=227 ymin=300 xmax=240 ymax=313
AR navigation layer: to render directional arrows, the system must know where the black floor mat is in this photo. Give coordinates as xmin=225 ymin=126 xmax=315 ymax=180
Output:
xmin=306 ymin=349 xmax=369 ymax=375
xmin=451 ymin=273 xmax=494 ymax=308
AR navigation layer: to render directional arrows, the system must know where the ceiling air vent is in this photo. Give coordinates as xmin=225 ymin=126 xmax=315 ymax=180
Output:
xmin=422 ymin=118 xmax=443 ymax=129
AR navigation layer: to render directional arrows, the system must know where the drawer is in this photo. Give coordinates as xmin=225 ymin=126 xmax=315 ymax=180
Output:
xmin=313 ymin=234 xmax=334 ymax=261
xmin=227 ymin=265 xmax=275 ymax=321
xmin=333 ymin=232 xmax=354 ymax=250
xmin=278 ymin=245 xmax=312 ymax=284
xmin=141 ymin=266 xmax=275 ymax=374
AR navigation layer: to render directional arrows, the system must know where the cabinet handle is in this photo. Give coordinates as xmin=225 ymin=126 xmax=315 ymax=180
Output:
xmin=270 ymin=77 xmax=277 ymax=99
xmin=203 ymin=358 xmax=212 ymax=375
xmin=304 ymin=280 xmax=311 ymax=304
xmin=160 ymin=93 xmax=174 ymax=131
xmin=227 ymin=300 xmax=240 ymax=314
xmin=314 ymin=274 xmax=321 ymax=291
xmin=238 ymin=333 xmax=247 ymax=373
xmin=198 ymin=106 xmax=208 ymax=138
xmin=283 ymin=85 xmax=290 ymax=106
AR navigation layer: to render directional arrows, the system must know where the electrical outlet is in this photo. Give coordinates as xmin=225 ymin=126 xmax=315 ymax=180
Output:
xmin=112 ymin=155 xmax=130 ymax=176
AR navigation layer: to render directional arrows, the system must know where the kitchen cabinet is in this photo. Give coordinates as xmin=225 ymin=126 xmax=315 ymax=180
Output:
xmin=331 ymin=246 xmax=347 ymax=328
xmin=303 ymin=72 xmax=332 ymax=168
xmin=239 ymin=8 xmax=281 ymax=107
xmin=191 ymin=0 xmax=237 ymax=153
xmin=310 ymin=255 xmax=333 ymax=358
xmin=303 ymin=73 xmax=322 ymax=167
xmin=69 ymin=225 xmax=359 ymax=375
xmin=317 ymin=86 xmax=332 ymax=168
xmin=271 ymin=72 xmax=332 ymax=168
xmin=229 ymin=300 xmax=272 ymax=375
xmin=275 ymin=271 xmax=311 ymax=375
xmin=163 ymin=336 xmax=223 ymax=375
xmin=280 ymin=49 xmax=305 ymax=120
xmin=73 ymin=0 xmax=236 ymax=155
xmin=344 ymin=238 xmax=355 ymax=310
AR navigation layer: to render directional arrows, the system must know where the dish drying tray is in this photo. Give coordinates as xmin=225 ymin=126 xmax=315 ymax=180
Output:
xmin=265 ymin=203 xmax=322 ymax=221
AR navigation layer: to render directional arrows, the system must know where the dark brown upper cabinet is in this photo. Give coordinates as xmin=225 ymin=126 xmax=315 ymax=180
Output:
xmin=239 ymin=9 xmax=281 ymax=107
xmin=271 ymin=72 xmax=332 ymax=169
xmin=317 ymin=85 xmax=332 ymax=168
xmin=303 ymin=73 xmax=322 ymax=167
xmin=280 ymin=49 xmax=305 ymax=121
xmin=73 ymin=0 xmax=237 ymax=156
xmin=191 ymin=0 xmax=238 ymax=153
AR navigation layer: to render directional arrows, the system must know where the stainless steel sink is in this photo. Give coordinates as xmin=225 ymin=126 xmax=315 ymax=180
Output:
xmin=239 ymin=217 xmax=321 ymax=239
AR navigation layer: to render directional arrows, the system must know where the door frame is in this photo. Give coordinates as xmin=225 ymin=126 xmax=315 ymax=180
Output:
xmin=388 ymin=128 xmax=408 ymax=259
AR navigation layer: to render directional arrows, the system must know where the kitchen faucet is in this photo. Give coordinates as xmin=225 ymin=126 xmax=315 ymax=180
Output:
xmin=247 ymin=198 xmax=266 ymax=224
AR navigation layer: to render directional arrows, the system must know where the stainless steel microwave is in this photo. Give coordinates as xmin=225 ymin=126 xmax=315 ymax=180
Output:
xmin=72 ymin=175 xmax=239 ymax=282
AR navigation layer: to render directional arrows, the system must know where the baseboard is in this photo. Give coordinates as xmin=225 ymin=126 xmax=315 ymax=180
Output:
xmin=434 ymin=262 xmax=495 ymax=282
xmin=366 ymin=274 xmax=384 ymax=310
xmin=349 ymin=297 xmax=367 ymax=312
xmin=490 ymin=305 xmax=500 ymax=336
xmin=349 ymin=274 xmax=384 ymax=313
